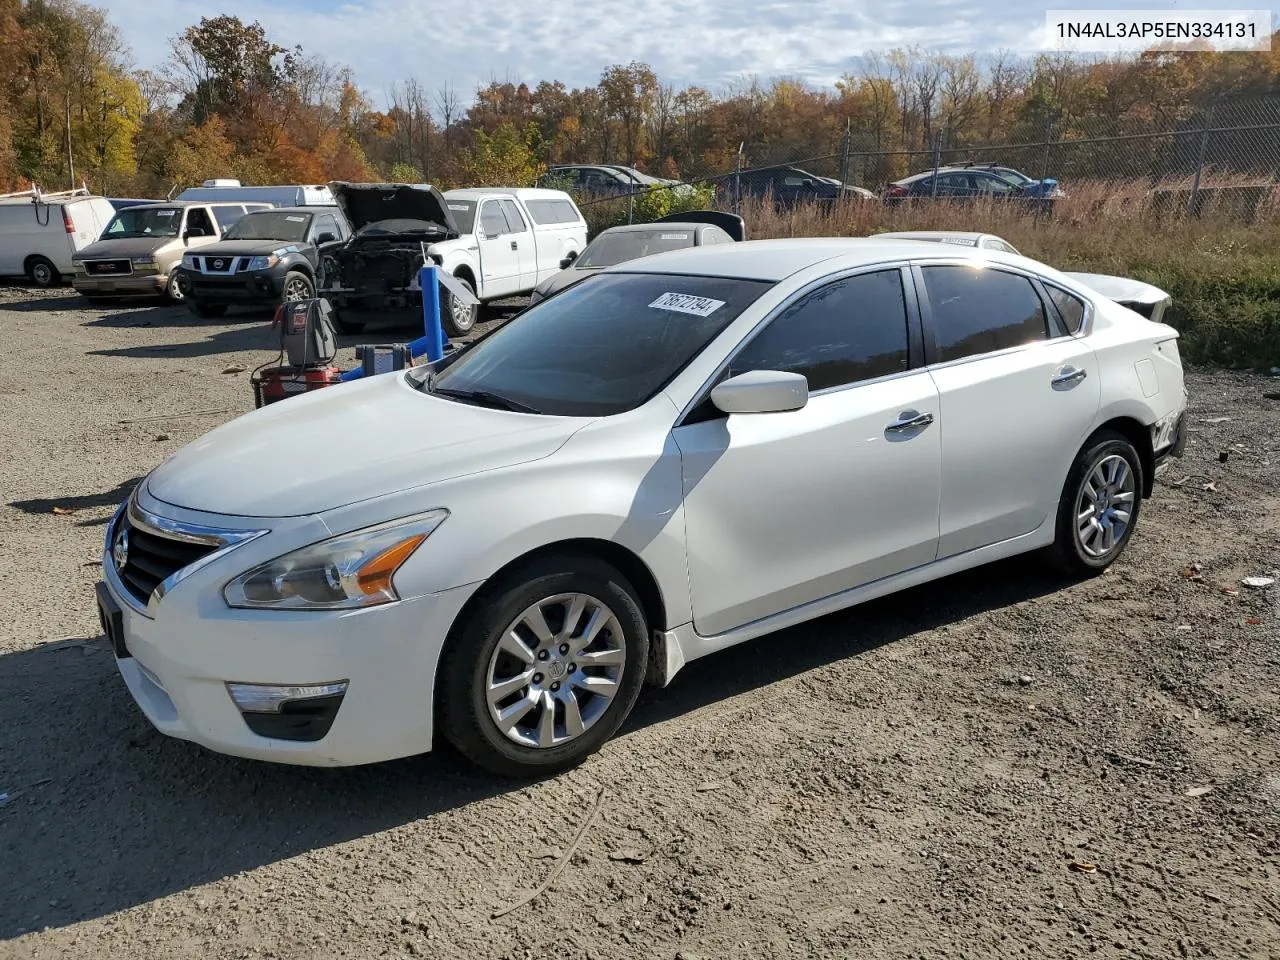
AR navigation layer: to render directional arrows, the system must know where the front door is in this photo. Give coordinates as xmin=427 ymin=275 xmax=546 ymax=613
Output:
xmin=673 ymin=268 xmax=942 ymax=637
xmin=477 ymin=200 xmax=521 ymax=298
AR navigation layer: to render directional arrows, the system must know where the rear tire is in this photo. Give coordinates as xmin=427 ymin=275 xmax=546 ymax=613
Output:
xmin=187 ymin=299 xmax=227 ymax=319
xmin=1047 ymin=429 xmax=1144 ymax=576
xmin=442 ymin=276 xmax=477 ymax=338
xmin=26 ymin=256 xmax=58 ymax=288
xmin=438 ymin=553 xmax=650 ymax=778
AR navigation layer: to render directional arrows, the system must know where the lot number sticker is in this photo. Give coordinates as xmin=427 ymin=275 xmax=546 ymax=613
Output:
xmin=649 ymin=292 xmax=725 ymax=317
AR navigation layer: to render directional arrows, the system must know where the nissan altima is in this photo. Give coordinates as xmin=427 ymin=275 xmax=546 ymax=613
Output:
xmin=96 ymin=238 xmax=1187 ymax=777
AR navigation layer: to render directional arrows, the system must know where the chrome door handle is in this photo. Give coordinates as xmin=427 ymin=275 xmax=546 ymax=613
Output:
xmin=886 ymin=411 xmax=934 ymax=432
xmin=1052 ymin=366 xmax=1087 ymax=386
xmin=510 ymin=240 xmax=518 ymax=250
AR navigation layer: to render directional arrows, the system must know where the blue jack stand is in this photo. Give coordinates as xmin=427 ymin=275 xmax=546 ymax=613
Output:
xmin=338 ymin=264 xmax=449 ymax=382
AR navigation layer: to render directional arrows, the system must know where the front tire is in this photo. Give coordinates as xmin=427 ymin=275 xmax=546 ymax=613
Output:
xmin=282 ymin=270 xmax=315 ymax=303
xmin=1048 ymin=429 xmax=1144 ymax=576
xmin=442 ymin=276 xmax=477 ymax=338
xmin=164 ymin=271 xmax=185 ymax=303
xmin=438 ymin=554 xmax=650 ymax=778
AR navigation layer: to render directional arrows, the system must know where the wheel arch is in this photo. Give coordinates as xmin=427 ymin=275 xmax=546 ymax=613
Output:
xmin=1088 ymin=416 xmax=1155 ymax=497
xmin=451 ymin=262 xmax=477 ymax=292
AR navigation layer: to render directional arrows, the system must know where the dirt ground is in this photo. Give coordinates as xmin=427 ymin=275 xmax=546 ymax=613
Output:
xmin=0 ymin=284 xmax=1277 ymax=960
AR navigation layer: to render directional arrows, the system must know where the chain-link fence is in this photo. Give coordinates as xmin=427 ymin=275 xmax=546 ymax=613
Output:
xmin=572 ymin=94 xmax=1280 ymax=225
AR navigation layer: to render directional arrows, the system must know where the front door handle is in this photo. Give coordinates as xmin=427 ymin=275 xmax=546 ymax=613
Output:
xmin=510 ymin=240 xmax=518 ymax=251
xmin=1052 ymin=366 xmax=1088 ymax=386
xmin=886 ymin=410 xmax=934 ymax=433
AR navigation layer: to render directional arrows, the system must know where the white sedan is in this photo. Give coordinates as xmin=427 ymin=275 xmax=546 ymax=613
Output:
xmin=95 ymin=238 xmax=1187 ymax=776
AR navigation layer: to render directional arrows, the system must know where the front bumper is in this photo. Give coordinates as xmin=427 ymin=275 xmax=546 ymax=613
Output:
xmin=97 ymin=493 xmax=477 ymax=766
xmin=181 ymin=267 xmax=287 ymax=305
xmin=74 ymin=273 xmax=167 ymax=297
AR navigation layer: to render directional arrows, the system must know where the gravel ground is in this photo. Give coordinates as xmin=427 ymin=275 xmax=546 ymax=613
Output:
xmin=1 ymin=285 xmax=1277 ymax=960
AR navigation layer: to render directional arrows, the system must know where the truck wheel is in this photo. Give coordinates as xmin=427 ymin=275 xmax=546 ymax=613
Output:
xmin=282 ymin=270 xmax=315 ymax=302
xmin=188 ymin=300 xmax=227 ymax=319
xmin=442 ymin=276 xmax=477 ymax=338
xmin=25 ymin=256 xmax=59 ymax=288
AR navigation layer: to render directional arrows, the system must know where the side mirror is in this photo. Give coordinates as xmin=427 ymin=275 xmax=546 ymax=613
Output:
xmin=316 ymin=232 xmax=336 ymax=244
xmin=559 ymin=251 xmax=578 ymax=269
xmin=710 ymin=370 xmax=808 ymax=415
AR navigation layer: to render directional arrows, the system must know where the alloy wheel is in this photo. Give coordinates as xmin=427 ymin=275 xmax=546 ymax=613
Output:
xmin=284 ymin=276 xmax=312 ymax=301
xmin=1075 ymin=453 xmax=1136 ymax=558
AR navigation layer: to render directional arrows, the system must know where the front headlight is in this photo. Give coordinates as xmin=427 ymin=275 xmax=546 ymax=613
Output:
xmin=131 ymin=256 xmax=156 ymax=266
xmin=246 ymin=255 xmax=279 ymax=271
xmin=223 ymin=510 xmax=448 ymax=610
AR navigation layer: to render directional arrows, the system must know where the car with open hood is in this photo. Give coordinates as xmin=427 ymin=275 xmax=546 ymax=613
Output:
xmin=319 ymin=183 xmax=587 ymax=338
xmin=529 ymin=210 xmax=746 ymax=304
xmin=178 ymin=206 xmax=351 ymax=318
xmin=95 ymin=237 xmax=1186 ymax=778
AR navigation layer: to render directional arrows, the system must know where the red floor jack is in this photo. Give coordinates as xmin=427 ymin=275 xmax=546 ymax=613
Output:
xmin=251 ymin=299 xmax=344 ymax=407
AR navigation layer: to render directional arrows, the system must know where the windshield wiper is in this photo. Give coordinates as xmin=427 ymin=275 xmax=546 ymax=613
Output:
xmin=429 ymin=384 xmax=542 ymax=414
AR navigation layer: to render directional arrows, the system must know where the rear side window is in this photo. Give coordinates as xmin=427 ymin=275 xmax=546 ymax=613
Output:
xmin=1047 ymin=286 xmax=1086 ymax=334
xmin=729 ymin=270 xmax=910 ymax=391
xmin=923 ymin=266 xmax=1048 ymax=363
xmin=500 ymin=200 xmax=528 ymax=232
xmin=525 ymin=199 xmax=582 ymax=225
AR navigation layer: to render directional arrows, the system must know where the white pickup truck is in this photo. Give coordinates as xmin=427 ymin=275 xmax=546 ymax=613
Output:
xmin=322 ymin=183 xmax=587 ymax=336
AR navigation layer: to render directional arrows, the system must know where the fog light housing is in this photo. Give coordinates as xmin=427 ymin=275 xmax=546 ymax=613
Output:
xmin=227 ymin=681 xmax=348 ymax=742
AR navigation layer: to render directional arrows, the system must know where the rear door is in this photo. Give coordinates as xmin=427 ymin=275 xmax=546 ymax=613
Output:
xmin=499 ymin=199 xmax=537 ymax=290
xmin=917 ymin=262 xmax=1100 ymax=559
xmin=476 ymin=199 xmax=521 ymax=298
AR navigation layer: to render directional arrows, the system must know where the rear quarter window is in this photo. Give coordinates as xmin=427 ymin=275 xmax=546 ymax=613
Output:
xmin=1047 ymin=287 xmax=1087 ymax=333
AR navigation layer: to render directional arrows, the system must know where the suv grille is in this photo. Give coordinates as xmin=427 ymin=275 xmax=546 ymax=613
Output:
xmin=116 ymin=514 xmax=219 ymax=606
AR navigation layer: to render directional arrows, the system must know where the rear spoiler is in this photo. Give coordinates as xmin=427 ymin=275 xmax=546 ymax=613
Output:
xmin=654 ymin=210 xmax=746 ymax=242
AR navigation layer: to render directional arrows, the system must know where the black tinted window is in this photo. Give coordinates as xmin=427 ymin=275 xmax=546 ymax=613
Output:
xmin=923 ymin=266 xmax=1048 ymax=362
xmin=729 ymin=270 xmax=910 ymax=391
xmin=424 ymin=273 xmax=773 ymax=417
xmin=480 ymin=202 xmax=507 ymax=236
xmin=1048 ymin=286 xmax=1086 ymax=334
xmin=186 ymin=207 xmax=214 ymax=235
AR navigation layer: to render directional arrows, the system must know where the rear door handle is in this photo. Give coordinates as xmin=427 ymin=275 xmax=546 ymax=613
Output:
xmin=886 ymin=410 xmax=934 ymax=433
xmin=1052 ymin=366 xmax=1088 ymax=386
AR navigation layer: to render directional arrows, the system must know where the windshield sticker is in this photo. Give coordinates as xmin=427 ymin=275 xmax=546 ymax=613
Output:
xmin=940 ymin=237 xmax=975 ymax=245
xmin=285 ymin=215 xmax=306 ymax=222
xmin=659 ymin=233 xmax=690 ymax=240
xmin=154 ymin=210 xmax=176 ymax=217
xmin=649 ymin=292 xmax=726 ymax=317
xmin=448 ymin=204 xmax=471 ymax=211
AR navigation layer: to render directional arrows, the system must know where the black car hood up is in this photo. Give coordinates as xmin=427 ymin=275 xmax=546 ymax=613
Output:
xmin=328 ymin=182 xmax=458 ymax=236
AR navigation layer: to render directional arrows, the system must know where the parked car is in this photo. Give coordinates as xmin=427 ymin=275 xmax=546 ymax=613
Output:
xmin=544 ymin=164 xmax=688 ymax=198
xmin=530 ymin=211 xmax=745 ymax=304
xmin=320 ymin=182 xmax=587 ymax=336
xmin=884 ymin=166 xmax=1064 ymax=208
xmin=70 ymin=201 xmax=261 ymax=303
xmin=174 ymin=179 xmax=335 ymax=207
xmin=178 ymin=206 xmax=351 ymax=318
xmin=727 ymin=165 xmax=874 ymax=207
xmin=877 ymin=231 xmax=1172 ymax=322
xmin=95 ymin=237 xmax=1186 ymax=777
xmin=0 ymin=188 xmax=117 ymax=287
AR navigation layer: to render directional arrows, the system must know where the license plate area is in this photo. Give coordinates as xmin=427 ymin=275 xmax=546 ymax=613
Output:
xmin=95 ymin=582 xmax=130 ymax=659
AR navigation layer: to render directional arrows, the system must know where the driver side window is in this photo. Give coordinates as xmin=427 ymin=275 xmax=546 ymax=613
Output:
xmin=479 ymin=202 xmax=508 ymax=238
xmin=185 ymin=207 xmax=214 ymax=236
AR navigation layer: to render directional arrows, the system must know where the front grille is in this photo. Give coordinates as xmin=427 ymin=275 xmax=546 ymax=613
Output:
xmin=196 ymin=256 xmax=243 ymax=274
xmin=116 ymin=514 xmax=219 ymax=606
xmin=85 ymin=259 xmax=132 ymax=276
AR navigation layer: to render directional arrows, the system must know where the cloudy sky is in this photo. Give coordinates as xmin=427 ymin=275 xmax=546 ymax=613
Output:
xmin=104 ymin=0 xmax=1257 ymax=101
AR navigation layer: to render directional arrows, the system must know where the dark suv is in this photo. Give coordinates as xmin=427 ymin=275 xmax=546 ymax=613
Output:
xmin=726 ymin=166 xmax=875 ymax=207
xmin=178 ymin=206 xmax=350 ymax=317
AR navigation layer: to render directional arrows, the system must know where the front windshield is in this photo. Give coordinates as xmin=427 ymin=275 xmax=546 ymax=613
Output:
xmin=225 ymin=211 xmax=311 ymax=242
xmin=444 ymin=200 xmax=476 ymax=233
xmin=576 ymin=230 xmax=697 ymax=268
xmin=101 ymin=207 xmax=182 ymax=239
xmin=420 ymin=272 xmax=774 ymax=416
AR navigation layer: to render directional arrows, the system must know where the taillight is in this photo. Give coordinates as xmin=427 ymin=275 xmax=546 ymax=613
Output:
xmin=62 ymin=208 xmax=76 ymax=234
xmin=885 ymin=185 xmax=907 ymax=197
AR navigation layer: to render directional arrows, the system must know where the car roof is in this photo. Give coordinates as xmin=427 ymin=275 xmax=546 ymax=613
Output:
xmin=603 ymin=237 xmax=999 ymax=282
xmin=597 ymin=222 xmax=707 ymax=235
xmin=876 ymin=230 xmax=990 ymax=246
xmin=444 ymin=187 xmax=575 ymax=201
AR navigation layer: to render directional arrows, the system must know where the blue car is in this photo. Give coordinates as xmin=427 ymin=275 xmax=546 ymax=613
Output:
xmin=884 ymin=164 xmax=1064 ymax=208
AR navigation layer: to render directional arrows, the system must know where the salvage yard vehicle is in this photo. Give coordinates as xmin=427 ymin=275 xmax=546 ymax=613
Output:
xmin=884 ymin=166 xmax=1064 ymax=210
xmin=71 ymin=201 xmax=257 ymax=303
xmin=878 ymin=231 xmax=1174 ymax=322
xmin=178 ymin=206 xmax=351 ymax=318
xmin=529 ymin=210 xmax=745 ymax=303
xmin=0 ymin=187 xmax=117 ymax=287
xmin=319 ymin=182 xmax=586 ymax=336
xmin=95 ymin=238 xmax=1186 ymax=777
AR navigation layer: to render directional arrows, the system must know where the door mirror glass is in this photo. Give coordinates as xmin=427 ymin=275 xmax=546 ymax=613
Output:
xmin=710 ymin=370 xmax=808 ymax=415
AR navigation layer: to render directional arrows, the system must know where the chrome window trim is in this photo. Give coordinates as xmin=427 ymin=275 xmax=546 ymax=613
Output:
xmin=104 ymin=493 xmax=268 ymax=619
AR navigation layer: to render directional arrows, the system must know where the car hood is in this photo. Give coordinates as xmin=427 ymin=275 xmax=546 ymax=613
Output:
xmin=1064 ymin=272 xmax=1170 ymax=307
xmin=145 ymin=374 xmax=587 ymax=518
xmin=191 ymin=239 xmax=307 ymax=257
xmin=75 ymin=236 xmax=175 ymax=259
xmin=328 ymin=181 xmax=458 ymax=235
xmin=535 ymin=265 xmax=598 ymax=298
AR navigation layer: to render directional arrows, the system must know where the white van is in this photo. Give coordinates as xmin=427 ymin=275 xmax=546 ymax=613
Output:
xmin=0 ymin=188 xmax=118 ymax=286
xmin=174 ymin=179 xmax=334 ymax=207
